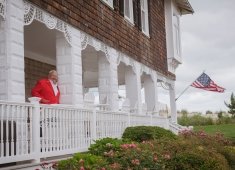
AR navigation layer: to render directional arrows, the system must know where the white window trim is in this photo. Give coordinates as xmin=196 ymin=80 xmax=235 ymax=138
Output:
xmin=173 ymin=14 xmax=181 ymax=58
xmin=124 ymin=0 xmax=134 ymax=24
xmin=101 ymin=0 xmax=114 ymax=9
xmin=141 ymin=0 xmax=149 ymax=36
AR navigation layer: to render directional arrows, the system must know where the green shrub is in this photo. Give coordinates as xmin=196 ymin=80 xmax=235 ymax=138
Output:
xmin=167 ymin=149 xmax=229 ymax=170
xmin=89 ymin=137 xmax=126 ymax=156
xmin=178 ymin=115 xmax=214 ymax=126
xmin=149 ymin=137 xmax=230 ymax=170
xmin=122 ymin=126 xmax=154 ymax=142
xmin=122 ymin=126 xmax=176 ymax=142
xmin=152 ymin=126 xmax=177 ymax=140
xmin=216 ymin=116 xmax=235 ymax=124
xmin=57 ymin=153 xmax=107 ymax=170
xmin=221 ymin=146 xmax=235 ymax=169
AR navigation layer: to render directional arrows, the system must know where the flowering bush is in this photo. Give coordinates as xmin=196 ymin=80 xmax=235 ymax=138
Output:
xmin=221 ymin=146 xmax=235 ymax=169
xmin=122 ymin=126 xmax=176 ymax=142
xmin=89 ymin=137 xmax=127 ymax=156
xmin=56 ymin=127 xmax=234 ymax=170
xmin=57 ymin=153 xmax=107 ymax=170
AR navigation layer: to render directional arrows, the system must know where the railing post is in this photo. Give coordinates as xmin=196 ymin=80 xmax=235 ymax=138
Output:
xmin=128 ymin=112 xmax=131 ymax=127
xmin=32 ymin=102 xmax=41 ymax=163
xmin=150 ymin=114 xmax=153 ymax=126
xmin=91 ymin=108 xmax=97 ymax=143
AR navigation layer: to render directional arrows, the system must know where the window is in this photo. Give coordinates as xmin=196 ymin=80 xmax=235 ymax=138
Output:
xmin=124 ymin=0 xmax=134 ymax=24
xmin=102 ymin=0 xmax=113 ymax=9
xmin=173 ymin=15 xmax=181 ymax=56
xmin=140 ymin=0 xmax=149 ymax=36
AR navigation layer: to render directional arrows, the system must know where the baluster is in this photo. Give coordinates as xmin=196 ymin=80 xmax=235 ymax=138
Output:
xmin=24 ymin=106 xmax=28 ymax=154
xmin=52 ymin=108 xmax=55 ymax=151
xmin=45 ymin=108 xmax=48 ymax=152
xmin=68 ymin=109 xmax=71 ymax=149
xmin=65 ymin=110 xmax=68 ymax=150
xmin=29 ymin=106 xmax=33 ymax=154
xmin=79 ymin=110 xmax=82 ymax=148
xmin=56 ymin=109 xmax=59 ymax=151
xmin=71 ymin=110 xmax=74 ymax=149
xmin=48 ymin=108 xmax=52 ymax=152
xmin=0 ymin=104 xmax=4 ymax=157
xmin=74 ymin=110 xmax=77 ymax=148
xmin=19 ymin=106 xmax=23 ymax=155
xmin=10 ymin=105 xmax=14 ymax=156
xmin=5 ymin=105 xmax=9 ymax=156
xmin=41 ymin=107 xmax=45 ymax=152
xmin=58 ymin=109 xmax=62 ymax=151
xmin=18 ymin=105 xmax=22 ymax=155
xmin=62 ymin=109 xmax=65 ymax=150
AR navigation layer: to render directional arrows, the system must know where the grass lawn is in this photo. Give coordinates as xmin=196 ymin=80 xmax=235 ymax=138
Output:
xmin=194 ymin=124 xmax=235 ymax=142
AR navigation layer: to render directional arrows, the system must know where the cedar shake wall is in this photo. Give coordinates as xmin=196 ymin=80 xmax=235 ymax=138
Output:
xmin=25 ymin=58 xmax=55 ymax=101
xmin=27 ymin=0 xmax=171 ymax=77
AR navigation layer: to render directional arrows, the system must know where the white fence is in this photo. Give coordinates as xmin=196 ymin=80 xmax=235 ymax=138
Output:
xmin=0 ymin=101 xmax=171 ymax=164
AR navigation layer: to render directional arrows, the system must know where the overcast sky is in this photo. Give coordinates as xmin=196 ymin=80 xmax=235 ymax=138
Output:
xmin=174 ymin=0 xmax=235 ymax=113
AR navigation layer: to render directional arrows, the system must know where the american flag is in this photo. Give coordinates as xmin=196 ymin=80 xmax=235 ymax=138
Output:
xmin=191 ymin=73 xmax=225 ymax=93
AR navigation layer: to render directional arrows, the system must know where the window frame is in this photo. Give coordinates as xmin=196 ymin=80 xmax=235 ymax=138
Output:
xmin=124 ymin=0 xmax=134 ymax=24
xmin=140 ymin=0 xmax=149 ymax=36
xmin=173 ymin=14 xmax=181 ymax=57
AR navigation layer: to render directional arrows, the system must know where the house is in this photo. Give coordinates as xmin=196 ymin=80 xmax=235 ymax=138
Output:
xmin=0 ymin=0 xmax=193 ymax=167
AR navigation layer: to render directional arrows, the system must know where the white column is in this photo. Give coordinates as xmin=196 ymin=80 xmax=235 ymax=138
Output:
xmin=98 ymin=52 xmax=119 ymax=111
xmin=143 ymin=73 xmax=158 ymax=112
xmin=0 ymin=0 xmax=25 ymax=101
xmin=56 ymin=28 xmax=83 ymax=106
xmin=169 ymin=82 xmax=177 ymax=123
xmin=125 ymin=64 xmax=142 ymax=114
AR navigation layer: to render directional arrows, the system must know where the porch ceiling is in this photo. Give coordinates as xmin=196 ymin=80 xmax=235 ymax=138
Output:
xmin=24 ymin=20 xmax=56 ymax=61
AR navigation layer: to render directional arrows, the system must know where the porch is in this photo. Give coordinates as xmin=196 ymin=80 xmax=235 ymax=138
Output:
xmin=0 ymin=100 xmax=181 ymax=165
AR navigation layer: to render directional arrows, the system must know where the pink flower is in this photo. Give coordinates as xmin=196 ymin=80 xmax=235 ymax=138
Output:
xmin=130 ymin=143 xmax=137 ymax=148
xmin=131 ymin=159 xmax=140 ymax=165
xmin=121 ymin=144 xmax=129 ymax=149
xmin=153 ymin=155 xmax=158 ymax=162
xmin=106 ymin=143 xmax=113 ymax=147
xmin=80 ymin=166 xmax=85 ymax=170
xmin=110 ymin=162 xmax=120 ymax=169
xmin=121 ymin=143 xmax=137 ymax=150
xmin=164 ymin=154 xmax=171 ymax=160
xmin=104 ymin=150 xmax=114 ymax=157
xmin=79 ymin=159 xmax=85 ymax=166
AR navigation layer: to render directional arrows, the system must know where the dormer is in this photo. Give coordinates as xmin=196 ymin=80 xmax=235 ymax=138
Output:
xmin=165 ymin=0 xmax=194 ymax=74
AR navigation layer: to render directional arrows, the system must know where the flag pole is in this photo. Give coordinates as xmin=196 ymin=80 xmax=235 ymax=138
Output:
xmin=175 ymin=85 xmax=191 ymax=101
xmin=175 ymin=70 xmax=205 ymax=101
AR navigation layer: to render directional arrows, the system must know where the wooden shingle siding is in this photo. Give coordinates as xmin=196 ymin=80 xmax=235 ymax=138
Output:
xmin=27 ymin=0 xmax=172 ymax=78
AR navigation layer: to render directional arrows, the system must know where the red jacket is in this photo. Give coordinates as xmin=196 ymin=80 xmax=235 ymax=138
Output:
xmin=31 ymin=79 xmax=60 ymax=104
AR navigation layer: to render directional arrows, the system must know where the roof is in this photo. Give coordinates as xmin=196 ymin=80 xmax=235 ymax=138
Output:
xmin=175 ymin=0 xmax=194 ymax=15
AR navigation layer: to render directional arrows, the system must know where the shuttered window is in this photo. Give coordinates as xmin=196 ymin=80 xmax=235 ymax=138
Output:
xmin=119 ymin=0 xmax=149 ymax=35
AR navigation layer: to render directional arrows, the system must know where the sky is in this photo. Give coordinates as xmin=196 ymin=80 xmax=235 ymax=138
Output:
xmin=174 ymin=0 xmax=235 ymax=113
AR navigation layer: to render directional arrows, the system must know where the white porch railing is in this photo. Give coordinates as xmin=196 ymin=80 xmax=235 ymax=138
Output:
xmin=0 ymin=101 xmax=170 ymax=165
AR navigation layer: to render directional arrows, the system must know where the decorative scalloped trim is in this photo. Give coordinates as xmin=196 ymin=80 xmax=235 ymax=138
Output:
xmin=80 ymin=32 xmax=162 ymax=81
xmin=23 ymin=1 xmax=72 ymax=46
xmin=0 ymin=0 xmax=6 ymax=20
